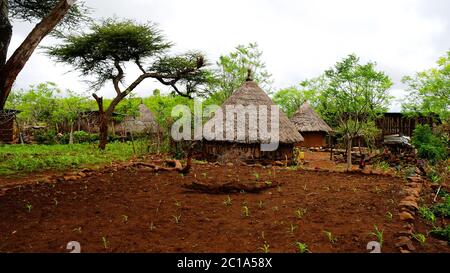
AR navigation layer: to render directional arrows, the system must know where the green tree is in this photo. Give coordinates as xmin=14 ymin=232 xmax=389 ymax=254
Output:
xmin=402 ymin=50 xmax=450 ymax=122
xmin=273 ymin=78 xmax=325 ymax=118
xmin=208 ymin=42 xmax=273 ymax=104
xmin=47 ymin=18 xmax=209 ymax=149
xmin=0 ymin=0 xmax=89 ymax=110
xmin=322 ymin=54 xmax=393 ymax=170
xmin=12 ymin=82 xmax=61 ymax=126
xmin=53 ymin=91 xmax=89 ymax=143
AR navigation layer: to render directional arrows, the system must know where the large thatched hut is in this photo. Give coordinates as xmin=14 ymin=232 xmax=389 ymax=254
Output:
xmin=201 ymin=79 xmax=304 ymax=163
xmin=290 ymin=102 xmax=332 ymax=148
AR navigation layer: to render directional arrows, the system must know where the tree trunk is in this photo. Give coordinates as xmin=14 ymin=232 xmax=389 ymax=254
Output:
xmin=346 ymin=135 xmax=352 ymax=171
xmin=0 ymin=0 xmax=77 ymax=110
xmin=69 ymin=122 xmax=74 ymax=144
xmin=0 ymin=0 xmax=12 ymax=67
xmin=98 ymin=112 xmax=109 ymax=150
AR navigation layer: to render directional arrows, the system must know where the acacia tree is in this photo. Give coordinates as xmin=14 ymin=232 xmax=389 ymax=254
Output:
xmin=47 ymin=19 xmax=209 ymax=149
xmin=322 ymin=54 xmax=393 ymax=170
xmin=402 ymin=50 xmax=450 ymax=122
xmin=0 ymin=0 xmax=88 ymax=110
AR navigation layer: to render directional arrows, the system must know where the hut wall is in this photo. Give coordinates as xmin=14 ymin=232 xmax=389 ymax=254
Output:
xmin=202 ymin=142 xmax=295 ymax=163
xmin=0 ymin=118 xmax=18 ymax=143
xmin=298 ymin=132 xmax=327 ymax=147
xmin=376 ymin=113 xmax=437 ymax=137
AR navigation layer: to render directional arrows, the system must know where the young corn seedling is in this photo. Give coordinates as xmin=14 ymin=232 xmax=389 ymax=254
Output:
xmin=173 ymin=215 xmax=181 ymax=224
xmin=174 ymin=200 xmax=182 ymax=208
xmin=25 ymin=203 xmax=32 ymax=213
xmin=259 ymin=242 xmax=270 ymax=253
xmin=258 ymin=201 xmax=264 ymax=209
xmin=370 ymin=225 xmax=384 ymax=246
xmin=253 ymin=172 xmax=260 ymax=181
xmin=72 ymin=227 xmax=82 ymax=234
xmin=264 ymin=181 xmax=272 ymax=186
xmin=323 ymin=231 xmax=337 ymax=245
xmin=122 ymin=215 xmax=128 ymax=224
xmin=242 ymin=205 xmax=250 ymax=217
xmin=303 ymin=184 xmax=308 ymax=191
xmin=295 ymin=208 xmax=307 ymax=219
xmin=102 ymin=236 xmax=108 ymax=249
xmin=53 ymin=198 xmax=58 ymax=206
xmin=386 ymin=212 xmax=393 ymax=221
xmin=288 ymin=224 xmax=298 ymax=235
xmin=223 ymin=196 xmax=232 ymax=206
xmin=202 ymin=172 xmax=208 ymax=178
xmin=149 ymin=222 xmax=156 ymax=231
xmin=412 ymin=233 xmax=426 ymax=244
xmin=294 ymin=242 xmax=310 ymax=253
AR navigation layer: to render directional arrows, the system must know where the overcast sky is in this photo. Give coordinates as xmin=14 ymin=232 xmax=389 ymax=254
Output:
xmin=8 ymin=0 xmax=450 ymax=111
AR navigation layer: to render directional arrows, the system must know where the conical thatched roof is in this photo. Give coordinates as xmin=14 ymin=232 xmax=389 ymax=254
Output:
xmin=204 ymin=81 xmax=304 ymax=144
xmin=290 ymin=102 xmax=332 ymax=133
xmin=120 ymin=103 xmax=160 ymax=134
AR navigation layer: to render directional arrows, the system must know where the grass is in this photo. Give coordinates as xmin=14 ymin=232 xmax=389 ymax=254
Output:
xmin=223 ymin=196 xmax=232 ymax=206
xmin=0 ymin=142 xmax=144 ymax=176
xmin=418 ymin=206 xmax=436 ymax=223
xmin=412 ymin=233 xmax=427 ymax=245
xmin=259 ymin=242 xmax=270 ymax=253
xmin=295 ymin=208 xmax=307 ymax=219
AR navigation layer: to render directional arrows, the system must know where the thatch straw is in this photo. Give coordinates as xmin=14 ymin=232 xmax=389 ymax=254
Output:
xmin=120 ymin=103 xmax=160 ymax=134
xmin=290 ymin=102 xmax=332 ymax=133
xmin=204 ymin=81 xmax=304 ymax=144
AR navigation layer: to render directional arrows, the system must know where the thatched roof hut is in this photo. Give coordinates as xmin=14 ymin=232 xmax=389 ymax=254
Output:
xmin=201 ymin=79 xmax=303 ymax=163
xmin=118 ymin=103 xmax=160 ymax=135
xmin=290 ymin=102 xmax=332 ymax=147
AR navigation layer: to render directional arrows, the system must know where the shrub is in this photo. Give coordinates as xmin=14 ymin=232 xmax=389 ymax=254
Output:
xmin=430 ymin=225 xmax=450 ymax=243
xmin=412 ymin=125 xmax=447 ymax=163
xmin=34 ymin=129 xmax=57 ymax=145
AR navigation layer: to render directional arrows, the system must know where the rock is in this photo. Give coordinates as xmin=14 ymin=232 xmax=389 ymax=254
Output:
xmin=399 ymin=200 xmax=419 ymax=210
xmin=396 ymin=236 xmax=416 ymax=252
xmin=399 ymin=248 xmax=411 ymax=253
xmin=402 ymin=195 xmax=418 ymax=203
xmin=77 ymin=172 xmax=87 ymax=178
xmin=406 ymin=183 xmax=423 ymax=191
xmin=226 ymin=163 xmax=234 ymax=167
xmin=407 ymin=176 xmax=423 ymax=183
xmin=63 ymin=176 xmax=80 ymax=182
xmin=399 ymin=211 xmax=415 ymax=221
xmin=403 ymin=188 xmax=420 ymax=198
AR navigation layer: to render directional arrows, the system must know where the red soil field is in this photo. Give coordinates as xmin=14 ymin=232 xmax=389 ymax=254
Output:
xmin=0 ymin=153 xmax=448 ymax=253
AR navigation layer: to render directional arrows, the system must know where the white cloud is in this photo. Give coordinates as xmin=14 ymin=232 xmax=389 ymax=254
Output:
xmin=9 ymin=0 xmax=449 ymax=111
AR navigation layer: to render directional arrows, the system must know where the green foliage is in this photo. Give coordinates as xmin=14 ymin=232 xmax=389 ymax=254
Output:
xmin=402 ymin=51 xmax=450 ymax=122
xmin=294 ymin=242 xmax=310 ymax=253
xmin=418 ymin=206 xmax=436 ymax=223
xmin=369 ymin=225 xmax=384 ymax=246
xmin=320 ymin=54 xmax=393 ymax=168
xmin=0 ymin=142 xmax=144 ymax=176
xmin=430 ymin=225 xmax=450 ymax=243
xmin=412 ymin=125 xmax=447 ymax=163
xmin=207 ymin=42 xmax=273 ymax=104
xmin=273 ymin=83 xmax=320 ymax=118
xmin=412 ymin=233 xmax=427 ymax=244
xmin=9 ymin=0 xmax=90 ymax=31
xmin=431 ymin=194 xmax=450 ymax=218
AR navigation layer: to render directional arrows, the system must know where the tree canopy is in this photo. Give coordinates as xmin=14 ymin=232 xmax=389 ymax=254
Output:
xmin=207 ymin=42 xmax=272 ymax=105
xmin=402 ymin=50 xmax=450 ymax=122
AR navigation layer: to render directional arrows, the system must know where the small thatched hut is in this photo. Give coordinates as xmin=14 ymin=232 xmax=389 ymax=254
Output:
xmin=0 ymin=109 xmax=21 ymax=144
xmin=290 ymin=102 xmax=332 ymax=148
xmin=116 ymin=103 xmax=161 ymax=136
xmin=201 ymin=79 xmax=304 ymax=163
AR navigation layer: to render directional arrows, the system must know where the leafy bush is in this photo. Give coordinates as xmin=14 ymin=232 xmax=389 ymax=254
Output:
xmin=412 ymin=125 xmax=447 ymax=163
xmin=430 ymin=225 xmax=450 ymax=243
xmin=431 ymin=194 xmax=450 ymax=218
xmin=34 ymin=129 xmax=57 ymax=145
